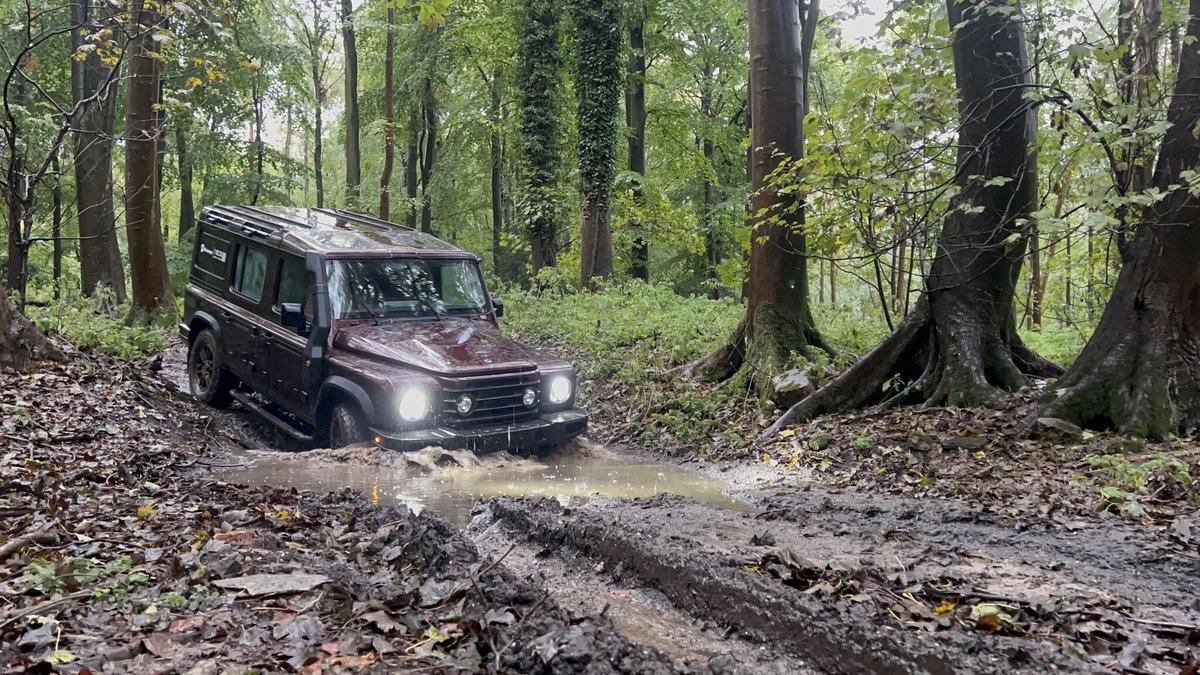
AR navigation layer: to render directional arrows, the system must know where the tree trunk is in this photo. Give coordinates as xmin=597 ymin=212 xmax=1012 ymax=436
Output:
xmin=0 ymin=293 xmax=65 ymax=369
xmin=156 ymin=78 xmax=167 ymax=243
xmin=760 ymin=0 xmax=1061 ymax=439
xmin=52 ymin=155 xmax=63 ymax=300
xmin=70 ymin=0 xmax=126 ymax=302
xmin=489 ymin=70 xmax=506 ymax=277
xmin=626 ymin=15 xmax=649 ymax=282
xmin=703 ymin=136 xmax=720 ymax=300
xmin=250 ymin=77 xmax=264 ymax=206
xmin=517 ymin=0 xmax=563 ymax=274
xmin=379 ymin=6 xmax=395 ymax=220
xmin=1040 ymin=0 xmax=1200 ymax=438
xmin=687 ymin=0 xmax=827 ymax=384
xmin=420 ymin=77 xmax=436 ymax=234
xmin=124 ymin=0 xmax=174 ymax=318
xmin=572 ymin=0 xmax=622 ymax=288
xmin=1028 ymin=220 xmax=1042 ymax=328
xmin=178 ymin=124 xmax=195 ymax=240
xmin=405 ymin=106 xmax=419 ymax=228
xmin=341 ymin=0 xmax=361 ymax=206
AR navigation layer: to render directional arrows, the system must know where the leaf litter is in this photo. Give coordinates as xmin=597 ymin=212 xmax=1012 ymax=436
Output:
xmin=0 ymin=354 xmax=684 ymax=673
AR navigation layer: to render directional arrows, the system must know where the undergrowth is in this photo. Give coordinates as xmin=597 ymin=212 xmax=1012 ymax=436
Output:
xmin=25 ymin=292 xmax=168 ymax=360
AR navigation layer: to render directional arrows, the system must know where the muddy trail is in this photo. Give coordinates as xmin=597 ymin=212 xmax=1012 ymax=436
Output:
xmin=152 ymin=338 xmax=1200 ymax=673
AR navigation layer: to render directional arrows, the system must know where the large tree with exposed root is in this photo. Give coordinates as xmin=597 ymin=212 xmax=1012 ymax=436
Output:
xmin=685 ymin=0 xmax=829 ymax=387
xmin=1040 ymin=0 xmax=1200 ymax=439
xmin=760 ymin=0 xmax=1061 ymax=439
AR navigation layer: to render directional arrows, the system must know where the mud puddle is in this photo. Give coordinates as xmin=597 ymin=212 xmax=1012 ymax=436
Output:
xmin=214 ymin=446 xmax=750 ymax=527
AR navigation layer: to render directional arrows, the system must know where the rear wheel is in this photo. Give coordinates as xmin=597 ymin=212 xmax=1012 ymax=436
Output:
xmin=188 ymin=329 xmax=233 ymax=408
xmin=328 ymin=402 xmax=369 ymax=448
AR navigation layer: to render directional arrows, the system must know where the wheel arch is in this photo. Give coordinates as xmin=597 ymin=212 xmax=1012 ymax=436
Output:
xmin=187 ymin=312 xmax=222 ymax=347
xmin=316 ymin=377 xmax=377 ymax=429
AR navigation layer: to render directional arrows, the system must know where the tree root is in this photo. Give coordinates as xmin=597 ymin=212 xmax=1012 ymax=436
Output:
xmin=758 ymin=297 xmax=1060 ymax=443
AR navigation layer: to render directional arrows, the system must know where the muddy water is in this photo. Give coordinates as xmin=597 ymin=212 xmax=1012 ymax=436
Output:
xmin=215 ymin=448 xmax=750 ymax=527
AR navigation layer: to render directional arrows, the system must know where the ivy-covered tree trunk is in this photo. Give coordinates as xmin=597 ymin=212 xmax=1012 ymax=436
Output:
xmin=571 ymin=0 xmax=621 ymax=288
xmin=124 ymin=0 xmax=174 ymax=319
xmin=516 ymin=0 xmax=563 ymax=274
xmin=626 ymin=13 xmax=649 ymax=282
xmin=340 ymin=0 xmax=361 ymax=207
xmin=760 ymin=0 xmax=1060 ymax=439
xmin=1040 ymin=0 xmax=1200 ymax=438
xmin=685 ymin=0 xmax=827 ymax=385
xmin=70 ymin=0 xmax=126 ymax=302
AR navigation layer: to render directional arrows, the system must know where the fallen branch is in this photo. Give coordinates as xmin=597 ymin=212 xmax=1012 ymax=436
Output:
xmin=0 ymin=590 xmax=91 ymax=630
xmin=0 ymin=529 xmax=59 ymax=562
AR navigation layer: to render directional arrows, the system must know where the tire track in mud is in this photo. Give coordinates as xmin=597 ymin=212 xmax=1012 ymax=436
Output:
xmin=477 ymin=495 xmax=1094 ymax=675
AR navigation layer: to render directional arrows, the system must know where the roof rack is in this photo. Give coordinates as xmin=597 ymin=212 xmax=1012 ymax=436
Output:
xmin=205 ymin=206 xmax=275 ymax=239
xmin=315 ymin=207 xmax=415 ymax=232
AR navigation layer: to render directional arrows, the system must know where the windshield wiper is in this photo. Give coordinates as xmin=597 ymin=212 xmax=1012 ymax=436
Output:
xmin=416 ymin=296 xmax=443 ymax=320
xmin=362 ymin=305 xmax=382 ymax=326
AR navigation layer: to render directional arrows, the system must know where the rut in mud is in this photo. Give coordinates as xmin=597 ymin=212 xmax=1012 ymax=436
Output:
xmin=159 ymin=335 xmax=1200 ymax=674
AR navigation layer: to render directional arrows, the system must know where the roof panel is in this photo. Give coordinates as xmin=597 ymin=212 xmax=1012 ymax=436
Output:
xmin=202 ymin=205 xmax=470 ymax=257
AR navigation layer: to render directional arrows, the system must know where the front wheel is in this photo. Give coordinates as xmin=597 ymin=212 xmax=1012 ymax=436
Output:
xmin=188 ymin=329 xmax=233 ymax=408
xmin=327 ymin=402 xmax=369 ymax=448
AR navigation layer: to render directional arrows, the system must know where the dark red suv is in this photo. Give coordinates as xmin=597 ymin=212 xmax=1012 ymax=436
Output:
xmin=180 ymin=206 xmax=587 ymax=451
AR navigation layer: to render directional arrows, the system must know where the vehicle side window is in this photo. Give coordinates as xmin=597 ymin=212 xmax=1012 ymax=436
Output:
xmin=231 ymin=245 xmax=267 ymax=303
xmin=275 ymin=257 xmax=315 ymax=315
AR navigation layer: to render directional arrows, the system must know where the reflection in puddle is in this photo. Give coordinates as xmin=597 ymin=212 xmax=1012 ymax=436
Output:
xmin=215 ymin=449 xmax=750 ymax=527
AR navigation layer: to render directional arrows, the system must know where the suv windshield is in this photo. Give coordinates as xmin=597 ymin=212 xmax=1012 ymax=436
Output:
xmin=326 ymin=258 xmax=488 ymax=320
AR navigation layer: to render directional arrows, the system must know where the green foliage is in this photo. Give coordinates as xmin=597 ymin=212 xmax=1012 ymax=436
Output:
xmin=1018 ymin=323 xmax=1093 ymax=366
xmin=27 ymin=292 xmax=167 ymax=359
xmin=1090 ymin=454 xmax=1193 ymax=492
xmin=568 ymin=0 xmax=623 ymax=200
xmin=515 ymin=0 xmax=566 ymax=245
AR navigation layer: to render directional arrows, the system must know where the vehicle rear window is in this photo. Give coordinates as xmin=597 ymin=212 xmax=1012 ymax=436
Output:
xmin=232 ymin=245 xmax=267 ymax=303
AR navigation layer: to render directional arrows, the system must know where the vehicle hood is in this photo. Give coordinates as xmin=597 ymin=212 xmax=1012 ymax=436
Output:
xmin=331 ymin=318 xmax=549 ymax=376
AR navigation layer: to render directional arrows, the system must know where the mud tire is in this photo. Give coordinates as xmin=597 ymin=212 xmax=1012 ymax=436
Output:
xmin=328 ymin=402 xmax=369 ymax=448
xmin=188 ymin=329 xmax=233 ymax=408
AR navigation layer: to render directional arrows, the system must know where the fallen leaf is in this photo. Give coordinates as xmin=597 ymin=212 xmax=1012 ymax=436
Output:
xmin=212 ymin=573 xmax=329 ymax=596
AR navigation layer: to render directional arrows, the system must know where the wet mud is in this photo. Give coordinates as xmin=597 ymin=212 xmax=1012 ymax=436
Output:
xmin=160 ymin=339 xmax=1200 ymax=674
xmin=213 ymin=444 xmax=749 ymax=527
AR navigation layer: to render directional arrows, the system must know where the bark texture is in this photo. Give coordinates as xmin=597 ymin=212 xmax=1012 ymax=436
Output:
xmin=626 ymin=16 xmax=649 ymax=282
xmin=124 ymin=0 xmax=174 ymax=318
xmin=70 ymin=0 xmax=126 ymax=301
xmin=406 ymin=106 xmax=419 ymax=229
xmin=760 ymin=0 xmax=1060 ymax=439
xmin=686 ymin=0 xmax=826 ymax=384
xmin=379 ymin=6 xmax=395 ymax=220
xmin=340 ymin=0 xmax=361 ymax=206
xmin=1040 ymin=0 xmax=1200 ymax=438
xmin=0 ymin=293 xmax=65 ymax=370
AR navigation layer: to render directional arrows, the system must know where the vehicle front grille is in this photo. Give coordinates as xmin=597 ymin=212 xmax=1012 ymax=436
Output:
xmin=439 ymin=371 xmax=541 ymax=428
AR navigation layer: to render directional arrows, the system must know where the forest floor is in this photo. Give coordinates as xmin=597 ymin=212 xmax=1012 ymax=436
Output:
xmin=1 ymin=337 xmax=1198 ymax=674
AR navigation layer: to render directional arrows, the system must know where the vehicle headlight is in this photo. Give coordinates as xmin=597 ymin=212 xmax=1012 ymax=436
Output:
xmin=547 ymin=376 xmax=572 ymax=405
xmin=398 ymin=387 xmax=429 ymax=421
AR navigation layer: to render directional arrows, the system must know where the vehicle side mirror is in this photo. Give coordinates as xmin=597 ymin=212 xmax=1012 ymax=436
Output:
xmin=281 ymin=302 xmax=307 ymax=335
xmin=492 ymin=297 xmax=504 ymax=318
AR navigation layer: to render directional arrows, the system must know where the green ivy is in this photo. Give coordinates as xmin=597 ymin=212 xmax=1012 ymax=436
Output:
xmin=515 ymin=0 xmax=564 ymax=247
xmin=568 ymin=0 xmax=623 ymax=202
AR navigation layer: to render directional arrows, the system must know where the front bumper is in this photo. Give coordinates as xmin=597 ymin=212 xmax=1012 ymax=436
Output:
xmin=372 ymin=409 xmax=588 ymax=452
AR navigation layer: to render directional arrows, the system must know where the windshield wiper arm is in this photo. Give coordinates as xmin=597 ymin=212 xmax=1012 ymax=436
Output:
xmin=416 ymin=296 xmax=443 ymax=320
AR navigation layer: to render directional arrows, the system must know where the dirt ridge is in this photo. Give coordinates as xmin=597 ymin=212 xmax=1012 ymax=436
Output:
xmin=483 ymin=495 xmax=1094 ymax=675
